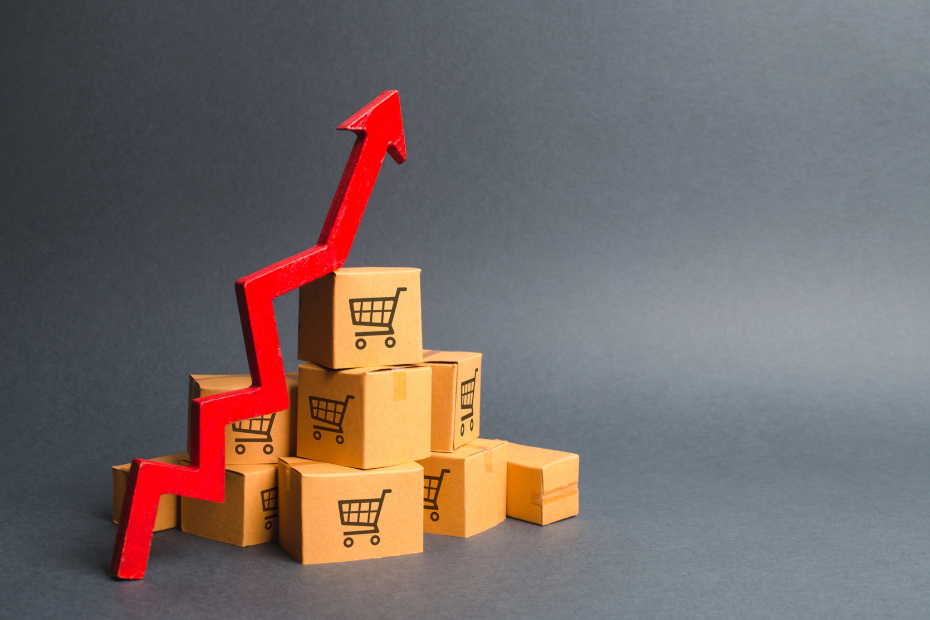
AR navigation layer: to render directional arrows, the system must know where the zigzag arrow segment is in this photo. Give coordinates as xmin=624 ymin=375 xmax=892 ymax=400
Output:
xmin=111 ymin=91 xmax=407 ymax=579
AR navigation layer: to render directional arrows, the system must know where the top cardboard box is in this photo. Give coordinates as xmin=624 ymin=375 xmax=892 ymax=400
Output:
xmin=298 ymin=267 xmax=423 ymax=369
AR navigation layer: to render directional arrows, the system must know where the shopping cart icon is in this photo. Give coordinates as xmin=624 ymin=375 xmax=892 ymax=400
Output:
xmin=261 ymin=487 xmax=278 ymax=530
xmin=232 ymin=411 xmax=276 ymax=455
xmin=338 ymin=489 xmax=391 ymax=547
xmin=348 ymin=287 xmax=406 ymax=350
xmin=308 ymin=394 xmax=353 ymax=444
xmin=460 ymin=368 xmax=478 ymax=436
xmin=424 ymin=469 xmax=451 ymax=522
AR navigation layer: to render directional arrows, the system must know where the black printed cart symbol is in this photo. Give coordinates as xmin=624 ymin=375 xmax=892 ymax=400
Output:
xmin=309 ymin=394 xmax=353 ymax=444
xmin=339 ymin=489 xmax=391 ymax=547
xmin=261 ymin=487 xmax=278 ymax=530
xmin=233 ymin=412 xmax=276 ymax=455
xmin=349 ymin=287 xmax=406 ymax=350
xmin=459 ymin=368 xmax=478 ymax=436
xmin=424 ymin=469 xmax=450 ymax=522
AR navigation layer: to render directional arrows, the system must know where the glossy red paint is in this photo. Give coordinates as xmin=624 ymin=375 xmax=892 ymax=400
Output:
xmin=111 ymin=91 xmax=406 ymax=579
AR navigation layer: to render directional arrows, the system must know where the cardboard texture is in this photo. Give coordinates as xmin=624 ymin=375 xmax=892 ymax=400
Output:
xmin=298 ymin=267 xmax=423 ymax=369
xmin=180 ymin=462 xmax=279 ymax=547
xmin=296 ymin=362 xmax=431 ymax=469
xmin=416 ymin=438 xmax=507 ymax=538
xmin=187 ymin=372 xmax=299 ymax=464
xmin=277 ymin=457 xmax=423 ymax=565
xmin=420 ymin=350 xmax=482 ymax=451
xmin=506 ymin=443 xmax=580 ymax=525
xmin=112 ymin=452 xmax=188 ymax=530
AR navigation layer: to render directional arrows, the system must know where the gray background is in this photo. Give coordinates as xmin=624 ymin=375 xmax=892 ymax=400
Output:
xmin=2 ymin=0 xmax=930 ymax=617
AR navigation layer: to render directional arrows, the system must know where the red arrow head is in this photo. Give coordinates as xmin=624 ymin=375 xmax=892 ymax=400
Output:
xmin=338 ymin=90 xmax=406 ymax=164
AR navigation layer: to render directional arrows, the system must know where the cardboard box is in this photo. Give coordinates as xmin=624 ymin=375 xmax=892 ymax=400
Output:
xmin=278 ymin=457 xmax=423 ymax=565
xmin=296 ymin=362 xmax=431 ymax=469
xmin=298 ymin=267 xmax=423 ymax=369
xmin=506 ymin=443 xmax=579 ymax=525
xmin=180 ymin=462 xmax=279 ymax=546
xmin=416 ymin=438 xmax=507 ymax=538
xmin=187 ymin=372 xmax=298 ymax=464
xmin=112 ymin=451 xmax=188 ymax=530
xmin=420 ymin=350 xmax=482 ymax=451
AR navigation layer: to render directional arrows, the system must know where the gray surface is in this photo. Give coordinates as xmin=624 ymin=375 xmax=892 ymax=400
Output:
xmin=3 ymin=0 xmax=930 ymax=617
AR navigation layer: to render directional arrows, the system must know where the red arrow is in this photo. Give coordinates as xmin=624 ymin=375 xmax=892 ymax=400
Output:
xmin=111 ymin=91 xmax=406 ymax=579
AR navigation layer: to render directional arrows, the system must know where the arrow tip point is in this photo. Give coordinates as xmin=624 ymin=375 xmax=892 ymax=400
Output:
xmin=337 ymin=92 xmax=405 ymax=164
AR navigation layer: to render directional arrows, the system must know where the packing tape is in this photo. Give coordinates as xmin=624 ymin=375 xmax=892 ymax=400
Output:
xmin=530 ymin=482 xmax=578 ymax=506
xmin=393 ymin=368 xmax=407 ymax=401
xmin=463 ymin=444 xmax=495 ymax=473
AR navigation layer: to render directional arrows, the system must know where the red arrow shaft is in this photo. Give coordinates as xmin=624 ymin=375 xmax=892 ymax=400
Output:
xmin=111 ymin=91 xmax=406 ymax=579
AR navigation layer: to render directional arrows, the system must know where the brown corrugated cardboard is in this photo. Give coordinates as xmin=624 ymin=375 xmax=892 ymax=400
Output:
xmin=277 ymin=457 xmax=423 ymax=565
xmin=187 ymin=372 xmax=298 ymax=463
xmin=112 ymin=451 xmax=188 ymax=530
xmin=180 ymin=462 xmax=279 ymax=546
xmin=416 ymin=438 xmax=507 ymax=537
xmin=506 ymin=443 xmax=580 ymax=525
xmin=420 ymin=350 xmax=482 ymax=451
xmin=296 ymin=362 xmax=431 ymax=469
xmin=298 ymin=267 xmax=423 ymax=369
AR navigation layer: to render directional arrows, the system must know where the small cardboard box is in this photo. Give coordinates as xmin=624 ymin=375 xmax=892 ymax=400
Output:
xmin=180 ymin=462 xmax=279 ymax=546
xmin=416 ymin=438 xmax=507 ymax=538
xmin=187 ymin=372 xmax=298 ymax=464
xmin=296 ymin=362 xmax=431 ymax=469
xmin=278 ymin=457 xmax=423 ymax=565
xmin=112 ymin=451 xmax=188 ymax=530
xmin=420 ymin=350 xmax=482 ymax=452
xmin=506 ymin=443 xmax=579 ymax=526
xmin=298 ymin=267 xmax=423 ymax=369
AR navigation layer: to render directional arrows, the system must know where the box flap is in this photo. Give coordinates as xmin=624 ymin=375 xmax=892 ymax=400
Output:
xmin=455 ymin=438 xmax=506 ymax=461
xmin=422 ymin=350 xmax=482 ymax=365
xmin=226 ymin=463 xmax=277 ymax=477
xmin=301 ymin=361 xmax=371 ymax=377
xmin=335 ymin=267 xmax=421 ymax=276
xmin=114 ymin=451 xmax=188 ymax=472
xmin=290 ymin=459 xmax=422 ymax=478
xmin=507 ymin=443 xmax=577 ymax=469
xmin=190 ymin=374 xmax=252 ymax=393
xmin=279 ymin=456 xmax=311 ymax=468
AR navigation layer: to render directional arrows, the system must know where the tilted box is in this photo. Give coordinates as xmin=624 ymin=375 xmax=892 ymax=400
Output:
xmin=187 ymin=372 xmax=298 ymax=464
xmin=420 ymin=350 xmax=482 ymax=452
xmin=180 ymin=462 xmax=279 ymax=546
xmin=416 ymin=438 xmax=507 ymax=538
xmin=506 ymin=443 xmax=579 ymax=526
xmin=278 ymin=457 xmax=423 ymax=565
xmin=298 ymin=267 xmax=423 ymax=369
xmin=296 ymin=362 xmax=431 ymax=469
xmin=112 ymin=451 xmax=187 ymax=531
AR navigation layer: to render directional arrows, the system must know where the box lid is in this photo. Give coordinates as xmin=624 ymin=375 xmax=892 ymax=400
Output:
xmin=507 ymin=443 xmax=579 ymax=493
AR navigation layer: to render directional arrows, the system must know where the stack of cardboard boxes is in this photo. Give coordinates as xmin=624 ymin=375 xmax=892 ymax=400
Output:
xmin=112 ymin=267 xmax=580 ymax=565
